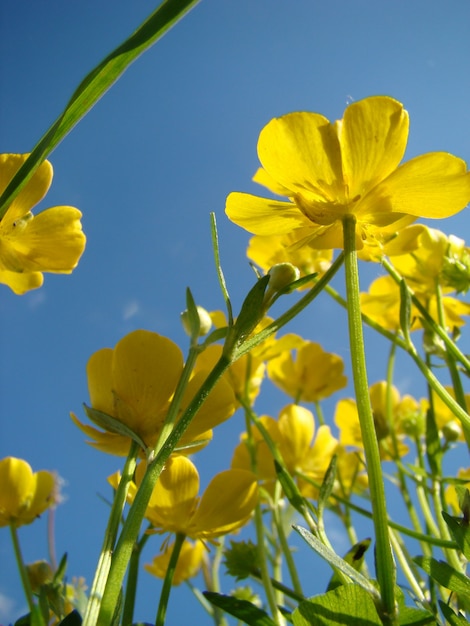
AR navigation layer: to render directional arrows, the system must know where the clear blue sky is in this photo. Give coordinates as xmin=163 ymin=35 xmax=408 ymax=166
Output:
xmin=1 ymin=1 xmax=469 ymax=623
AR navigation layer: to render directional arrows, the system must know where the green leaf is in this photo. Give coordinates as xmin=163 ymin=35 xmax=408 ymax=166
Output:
xmin=293 ymin=525 xmax=380 ymax=603
xmin=318 ymin=455 xmax=337 ymax=520
xmin=57 ymin=611 xmax=83 ymax=625
xmin=442 ymin=510 xmax=470 ymax=559
xmin=83 ymin=404 xmax=148 ymax=451
xmin=414 ymin=555 xmax=470 ymax=596
xmin=274 ymin=460 xmax=307 ymax=513
xmin=399 ymin=279 xmax=412 ymax=343
xmin=292 ymin=584 xmax=382 ymax=626
xmin=183 ymin=287 xmax=201 ymax=339
xmin=438 ymin=601 xmax=470 ymax=625
xmin=397 ymin=606 xmax=436 ymax=626
xmin=203 ymin=591 xmax=277 ymax=626
xmin=0 ymin=0 xmax=201 ymax=220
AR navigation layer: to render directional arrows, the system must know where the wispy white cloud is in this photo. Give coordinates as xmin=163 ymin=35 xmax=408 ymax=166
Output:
xmin=122 ymin=299 xmax=140 ymax=321
xmin=0 ymin=590 xmax=16 ymax=624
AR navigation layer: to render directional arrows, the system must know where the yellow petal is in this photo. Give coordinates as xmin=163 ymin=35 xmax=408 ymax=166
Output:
xmin=360 ymin=152 xmax=470 ymax=220
xmin=87 ymin=348 xmax=115 ymax=416
xmin=146 ymin=456 xmax=199 ymax=532
xmin=0 ymin=457 xmax=34 ymax=525
xmin=225 ymin=192 xmax=310 ymax=236
xmin=112 ymin=330 xmax=184 ymax=435
xmin=278 ymin=404 xmax=315 ymax=468
xmin=340 ymin=96 xmax=409 ymax=200
xmin=19 ymin=470 xmax=56 ymax=525
xmin=0 ymin=155 xmax=52 ymax=222
xmin=7 ymin=207 xmax=86 ymax=272
xmin=70 ymin=412 xmax=133 ymax=456
xmin=189 ymin=469 xmax=258 ymax=539
xmin=257 ymin=112 xmax=344 ymax=201
xmin=144 ymin=539 xmax=206 ymax=585
xmin=0 ymin=267 xmax=43 ymax=294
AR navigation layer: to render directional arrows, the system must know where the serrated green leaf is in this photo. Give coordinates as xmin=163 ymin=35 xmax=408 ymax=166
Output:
xmin=414 ymin=556 xmax=470 ymax=596
xmin=83 ymin=404 xmax=147 ymax=451
xmin=203 ymin=591 xmax=277 ymax=625
xmin=442 ymin=511 xmax=470 ymax=559
xmin=293 ymin=525 xmax=380 ymax=602
xmin=292 ymin=584 xmax=382 ymax=626
xmin=438 ymin=601 xmax=470 ymax=625
xmin=0 ymin=0 xmax=201 ymax=220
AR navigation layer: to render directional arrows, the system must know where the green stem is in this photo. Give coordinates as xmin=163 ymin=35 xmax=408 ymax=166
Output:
xmin=155 ymin=533 xmax=186 ymax=626
xmin=97 ymin=355 xmax=232 ymax=626
xmin=272 ymin=488 xmax=304 ymax=598
xmin=9 ymin=524 xmax=37 ymax=615
xmin=82 ymin=441 xmax=139 ymax=626
xmin=342 ymin=215 xmax=397 ymax=624
xmin=121 ymin=528 xmax=150 ymax=626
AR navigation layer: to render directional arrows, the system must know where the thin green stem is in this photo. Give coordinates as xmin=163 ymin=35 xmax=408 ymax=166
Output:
xmin=342 ymin=215 xmax=397 ymax=624
xmin=9 ymin=524 xmax=37 ymax=615
xmin=155 ymin=532 xmax=186 ymax=626
xmin=83 ymin=441 xmax=139 ymax=626
xmin=272 ymin=488 xmax=304 ymax=598
xmin=121 ymin=528 xmax=150 ymax=626
xmin=97 ymin=355 xmax=232 ymax=626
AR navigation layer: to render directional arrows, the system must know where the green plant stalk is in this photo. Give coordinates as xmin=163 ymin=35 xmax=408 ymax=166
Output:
xmin=242 ymin=403 xmax=284 ymax=626
xmin=272 ymin=484 xmax=304 ymax=598
xmin=155 ymin=532 xmax=186 ymax=626
xmin=388 ymin=531 xmax=428 ymax=607
xmin=153 ymin=343 xmax=200 ymax=458
xmin=82 ymin=441 xmax=139 ymax=626
xmin=96 ymin=354 xmax=232 ymax=626
xmin=207 ymin=540 xmax=229 ymax=626
xmin=298 ymin=469 xmax=456 ymax=549
xmin=342 ymin=215 xmax=397 ymax=624
xmin=10 ymin=524 xmax=39 ymax=617
xmin=121 ymin=527 xmax=150 ymax=626
xmin=384 ymin=344 xmax=429 ymax=556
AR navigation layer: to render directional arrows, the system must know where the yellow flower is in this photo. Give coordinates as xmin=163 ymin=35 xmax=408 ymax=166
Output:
xmin=431 ymin=387 xmax=470 ymax=443
xmin=72 ymin=329 xmax=236 ymax=455
xmin=226 ymin=96 xmax=470 ymax=253
xmin=267 ymin=337 xmax=347 ymax=402
xmin=360 ymin=275 xmax=470 ymax=332
xmin=145 ymin=539 xmax=206 ymax=585
xmin=0 ymin=154 xmax=86 ymax=294
xmin=232 ymin=404 xmax=338 ymax=499
xmin=113 ymin=456 xmax=258 ymax=540
xmin=247 ymin=232 xmax=333 ymax=288
xmin=335 ymin=382 xmax=412 ymax=460
xmin=445 ymin=467 xmax=470 ymax=514
xmin=0 ymin=457 xmax=56 ymax=527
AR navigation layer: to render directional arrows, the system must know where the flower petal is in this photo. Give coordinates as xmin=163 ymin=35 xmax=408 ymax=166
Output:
xmin=340 ymin=96 xmax=409 ymax=199
xmin=278 ymin=404 xmax=315 ymax=468
xmin=0 ymin=457 xmax=34 ymax=525
xmin=146 ymin=456 xmax=199 ymax=532
xmin=257 ymin=112 xmax=344 ymax=201
xmin=6 ymin=207 xmax=86 ymax=272
xmin=225 ymin=192 xmax=310 ymax=236
xmin=189 ymin=469 xmax=258 ymax=539
xmin=0 ymin=267 xmax=43 ymax=294
xmin=0 ymin=155 xmax=52 ymax=222
xmin=360 ymin=152 xmax=470 ymax=220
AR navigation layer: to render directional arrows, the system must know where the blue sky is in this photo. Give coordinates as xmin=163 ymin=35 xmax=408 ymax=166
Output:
xmin=1 ymin=1 xmax=470 ymax=624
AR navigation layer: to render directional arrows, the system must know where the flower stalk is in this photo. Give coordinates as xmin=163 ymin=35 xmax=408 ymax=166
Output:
xmin=342 ymin=214 xmax=397 ymax=624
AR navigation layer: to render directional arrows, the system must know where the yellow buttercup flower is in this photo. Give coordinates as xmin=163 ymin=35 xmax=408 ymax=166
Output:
xmin=247 ymin=232 xmax=333 ymax=288
xmin=226 ymin=96 xmax=470 ymax=252
xmin=267 ymin=337 xmax=347 ymax=402
xmin=72 ymin=329 xmax=236 ymax=455
xmin=0 ymin=154 xmax=86 ymax=294
xmin=335 ymin=382 xmax=413 ymax=460
xmin=145 ymin=539 xmax=206 ymax=585
xmin=232 ymin=404 xmax=338 ymax=500
xmin=112 ymin=456 xmax=258 ymax=541
xmin=0 ymin=457 xmax=56 ymax=527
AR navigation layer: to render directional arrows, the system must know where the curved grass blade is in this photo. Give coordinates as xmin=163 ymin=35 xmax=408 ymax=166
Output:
xmin=0 ymin=0 xmax=200 ymax=219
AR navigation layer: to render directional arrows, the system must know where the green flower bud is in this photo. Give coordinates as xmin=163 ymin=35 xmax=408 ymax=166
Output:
xmin=442 ymin=420 xmax=462 ymax=443
xmin=181 ymin=305 xmax=212 ymax=337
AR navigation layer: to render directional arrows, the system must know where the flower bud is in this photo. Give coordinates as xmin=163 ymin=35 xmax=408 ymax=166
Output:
xmin=181 ymin=305 xmax=212 ymax=337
